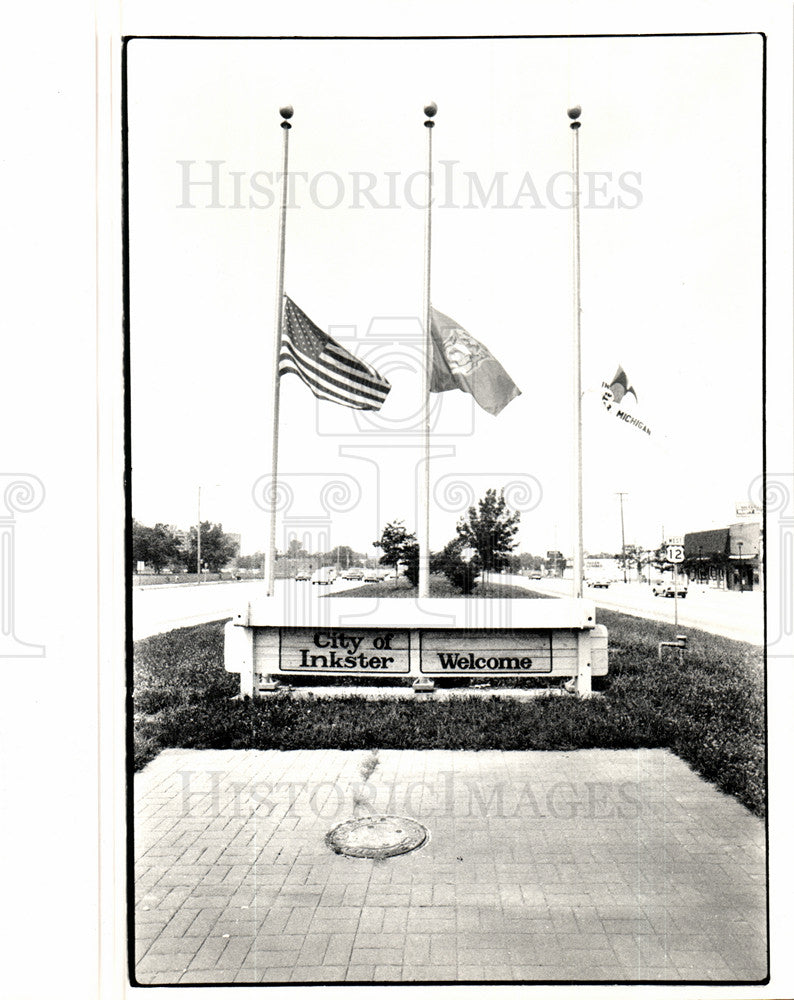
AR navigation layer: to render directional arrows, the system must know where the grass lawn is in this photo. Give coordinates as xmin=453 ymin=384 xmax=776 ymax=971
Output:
xmin=133 ymin=601 xmax=764 ymax=816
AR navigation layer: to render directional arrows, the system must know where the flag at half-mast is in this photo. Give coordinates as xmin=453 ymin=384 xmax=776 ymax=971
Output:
xmin=601 ymin=365 xmax=651 ymax=436
xmin=429 ymin=307 xmax=521 ymax=416
xmin=280 ymin=296 xmax=391 ymax=411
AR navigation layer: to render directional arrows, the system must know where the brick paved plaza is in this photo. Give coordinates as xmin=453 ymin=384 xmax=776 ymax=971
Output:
xmin=134 ymin=747 xmax=766 ymax=984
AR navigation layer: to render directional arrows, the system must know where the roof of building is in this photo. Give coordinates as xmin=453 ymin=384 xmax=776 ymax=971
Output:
xmin=684 ymin=528 xmax=730 ymax=557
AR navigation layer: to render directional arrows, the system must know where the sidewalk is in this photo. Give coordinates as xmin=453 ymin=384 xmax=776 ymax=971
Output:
xmin=134 ymin=748 xmax=766 ymax=985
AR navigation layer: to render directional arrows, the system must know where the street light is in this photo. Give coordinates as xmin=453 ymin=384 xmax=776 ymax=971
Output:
xmin=737 ymin=540 xmax=744 ymax=593
xmin=698 ymin=545 xmax=703 ymax=584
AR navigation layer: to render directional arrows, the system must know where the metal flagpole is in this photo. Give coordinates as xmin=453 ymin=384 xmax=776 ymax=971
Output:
xmin=266 ymin=105 xmax=294 ymax=596
xmin=418 ymin=101 xmax=437 ymax=600
xmin=569 ymin=106 xmax=584 ymax=601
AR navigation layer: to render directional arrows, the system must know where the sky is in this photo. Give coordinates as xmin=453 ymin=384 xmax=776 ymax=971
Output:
xmin=127 ymin=34 xmax=763 ymax=560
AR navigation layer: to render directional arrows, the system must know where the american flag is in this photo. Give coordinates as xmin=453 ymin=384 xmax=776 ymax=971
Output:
xmin=279 ymin=296 xmax=391 ymax=411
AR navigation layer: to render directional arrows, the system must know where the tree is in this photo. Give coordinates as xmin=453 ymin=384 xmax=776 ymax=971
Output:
xmin=185 ymin=521 xmax=239 ymax=573
xmin=311 ymin=545 xmax=362 ymax=568
xmin=455 ymin=488 xmax=520 ymax=572
xmin=619 ymin=543 xmax=643 ymax=581
xmin=132 ymin=520 xmax=150 ymax=568
xmin=373 ymin=521 xmax=416 ymax=579
xmin=132 ymin=520 xmax=183 ymax=573
xmin=402 ymin=541 xmax=420 ymax=587
xmin=236 ymin=551 xmax=265 ymax=571
xmin=648 ymin=545 xmax=670 ymax=574
xmin=505 ymin=551 xmax=545 ymax=573
xmin=328 ymin=545 xmax=356 ymax=568
xmin=434 ymin=538 xmax=479 ymax=594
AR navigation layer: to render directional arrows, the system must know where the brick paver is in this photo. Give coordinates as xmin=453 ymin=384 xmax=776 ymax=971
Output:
xmin=134 ymin=748 xmax=766 ymax=984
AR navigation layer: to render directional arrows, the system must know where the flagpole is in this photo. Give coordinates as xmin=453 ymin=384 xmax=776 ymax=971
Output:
xmin=266 ymin=105 xmax=293 ymax=597
xmin=569 ymin=105 xmax=584 ymax=601
xmin=419 ymin=101 xmax=437 ymax=600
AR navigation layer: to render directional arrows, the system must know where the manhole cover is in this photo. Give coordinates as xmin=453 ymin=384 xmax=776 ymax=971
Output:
xmin=326 ymin=815 xmax=428 ymax=859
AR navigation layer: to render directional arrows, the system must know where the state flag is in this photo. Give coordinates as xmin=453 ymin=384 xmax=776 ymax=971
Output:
xmin=600 ymin=364 xmax=651 ymax=436
xmin=429 ymin=307 xmax=521 ymax=416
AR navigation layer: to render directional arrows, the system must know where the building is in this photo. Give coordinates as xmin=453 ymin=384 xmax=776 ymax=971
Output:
xmin=727 ymin=521 xmax=762 ymax=592
xmin=683 ymin=522 xmax=762 ymax=591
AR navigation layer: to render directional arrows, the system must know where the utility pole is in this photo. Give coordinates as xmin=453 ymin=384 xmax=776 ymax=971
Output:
xmin=196 ymin=486 xmax=202 ymax=584
xmin=616 ymin=492 xmax=628 ymax=583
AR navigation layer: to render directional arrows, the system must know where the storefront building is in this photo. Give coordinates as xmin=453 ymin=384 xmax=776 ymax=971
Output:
xmin=683 ymin=522 xmax=762 ymax=591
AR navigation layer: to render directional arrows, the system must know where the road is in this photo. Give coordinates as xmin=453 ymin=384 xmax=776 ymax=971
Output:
xmin=134 ymin=574 xmax=764 ymax=647
xmin=132 ymin=576 xmax=368 ymax=640
xmin=498 ymin=574 xmax=763 ymax=646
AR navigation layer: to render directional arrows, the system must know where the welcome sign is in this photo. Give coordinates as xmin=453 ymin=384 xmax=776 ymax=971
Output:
xmin=225 ymin=596 xmax=608 ymax=695
xmin=260 ymin=627 xmax=561 ymax=675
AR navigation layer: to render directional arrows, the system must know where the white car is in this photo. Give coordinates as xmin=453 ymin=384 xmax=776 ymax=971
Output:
xmin=651 ymin=578 xmax=687 ymax=598
xmin=311 ymin=566 xmax=337 ymax=585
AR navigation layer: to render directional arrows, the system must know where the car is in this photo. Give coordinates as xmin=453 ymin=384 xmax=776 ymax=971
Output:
xmin=295 ymin=570 xmax=311 ymax=582
xmin=311 ymin=566 xmax=337 ymax=585
xmin=651 ymin=578 xmax=688 ymax=598
xmin=528 ymin=570 xmax=543 ymax=580
xmin=363 ymin=570 xmax=381 ymax=582
xmin=342 ymin=567 xmax=365 ymax=580
xmin=587 ymin=578 xmax=610 ymax=589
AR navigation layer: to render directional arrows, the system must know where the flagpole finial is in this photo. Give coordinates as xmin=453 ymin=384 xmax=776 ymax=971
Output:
xmin=279 ymin=105 xmax=294 ymax=130
xmin=567 ymin=105 xmax=582 ymax=130
xmin=424 ymin=102 xmax=437 ymax=128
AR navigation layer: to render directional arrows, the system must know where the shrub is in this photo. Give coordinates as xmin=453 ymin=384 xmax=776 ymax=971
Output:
xmin=434 ymin=538 xmax=479 ymax=594
xmin=402 ymin=542 xmax=419 ymax=587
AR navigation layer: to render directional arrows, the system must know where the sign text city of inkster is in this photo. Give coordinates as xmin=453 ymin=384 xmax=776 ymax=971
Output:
xmin=275 ymin=628 xmax=411 ymax=673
